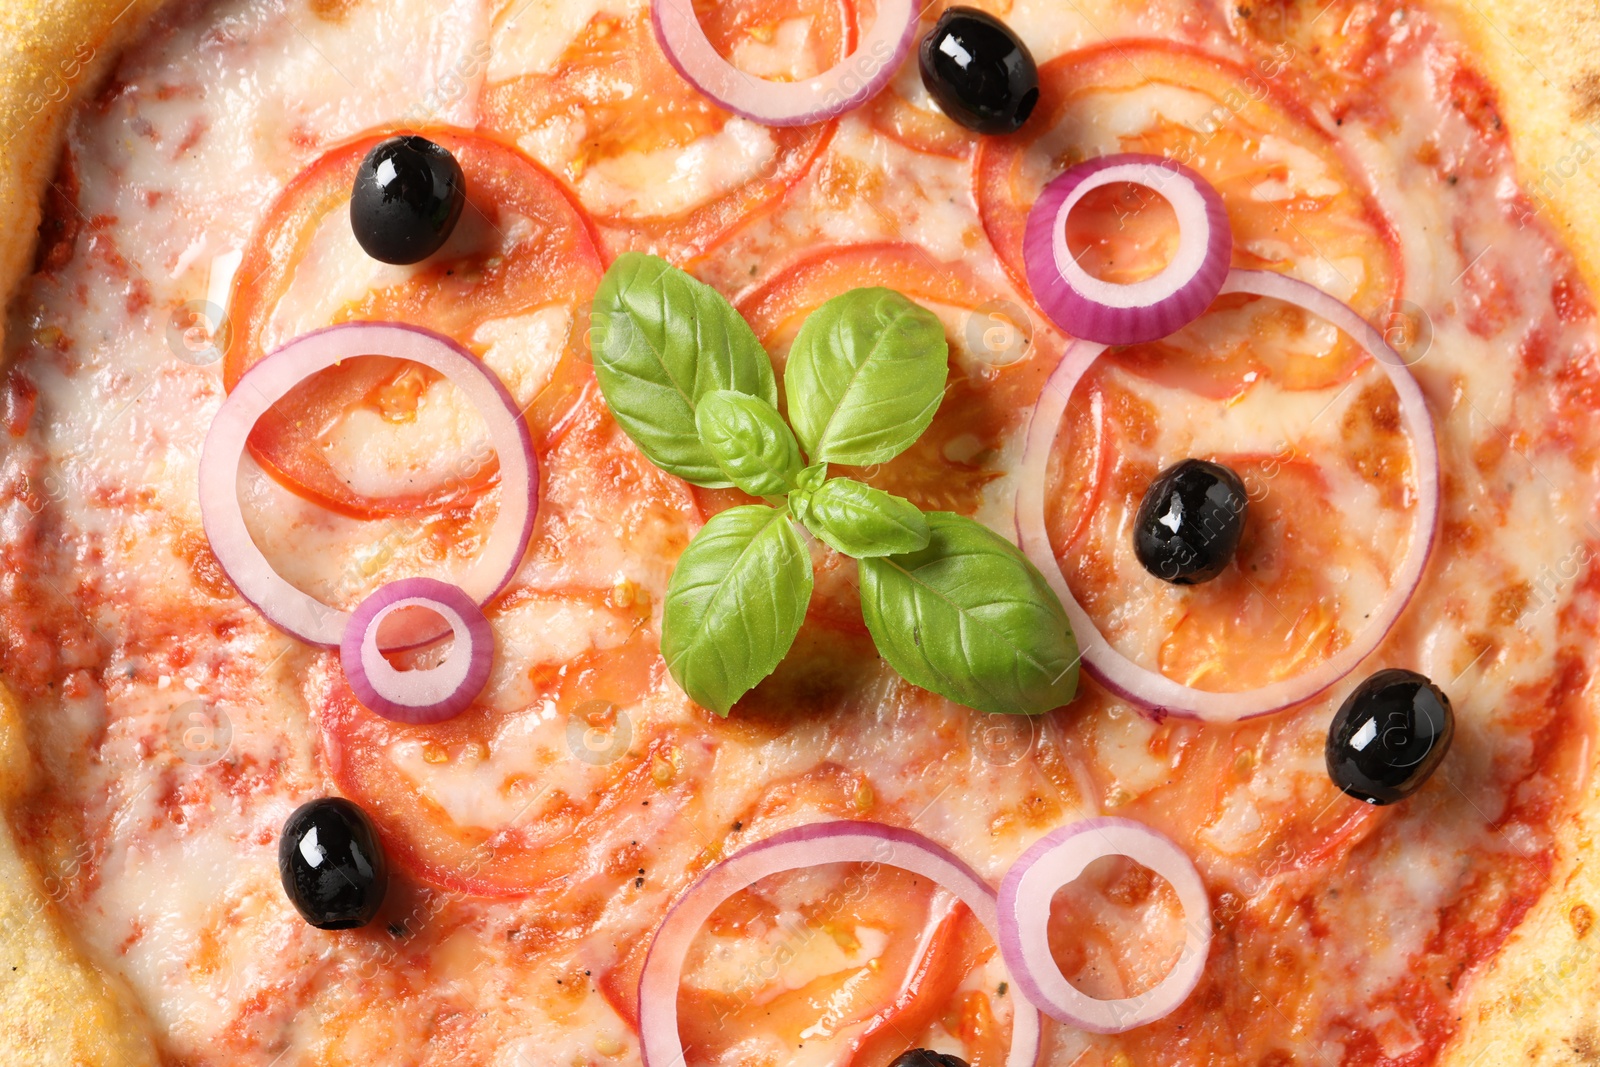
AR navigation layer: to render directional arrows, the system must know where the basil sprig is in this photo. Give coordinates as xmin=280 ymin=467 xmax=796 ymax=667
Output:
xmin=590 ymin=254 xmax=776 ymax=485
xmin=590 ymin=253 xmax=1077 ymax=717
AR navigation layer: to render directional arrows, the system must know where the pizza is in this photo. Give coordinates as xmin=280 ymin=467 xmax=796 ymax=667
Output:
xmin=3 ymin=0 xmax=1600 ymax=1063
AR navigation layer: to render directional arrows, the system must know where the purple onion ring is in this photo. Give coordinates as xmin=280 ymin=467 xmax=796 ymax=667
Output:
xmin=198 ymin=322 xmax=537 ymax=648
xmin=638 ymin=821 xmax=1042 ymax=1067
xmin=652 ymin=0 xmax=917 ymax=127
xmin=1023 ymin=154 xmax=1232 ymax=346
xmin=339 ymin=577 xmax=493 ymax=724
xmin=998 ymin=817 xmax=1211 ymax=1033
xmin=1014 ymin=269 xmax=1440 ymax=722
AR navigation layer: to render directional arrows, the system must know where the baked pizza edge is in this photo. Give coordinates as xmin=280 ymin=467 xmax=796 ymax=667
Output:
xmin=1429 ymin=1 xmax=1600 ymax=1061
xmin=0 ymin=0 xmax=1597 ymax=1063
xmin=0 ymin=2 xmax=172 ymax=1061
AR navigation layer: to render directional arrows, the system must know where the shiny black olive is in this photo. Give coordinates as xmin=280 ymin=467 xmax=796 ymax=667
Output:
xmin=888 ymin=1051 xmax=969 ymax=1067
xmin=278 ymin=797 xmax=388 ymax=929
xmin=1133 ymin=459 xmax=1249 ymax=585
xmin=918 ymin=8 xmax=1040 ymax=135
xmin=350 ymin=135 xmax=466 ymax=265
xmin=1326 ymin=669 xmax=1454 ymax=805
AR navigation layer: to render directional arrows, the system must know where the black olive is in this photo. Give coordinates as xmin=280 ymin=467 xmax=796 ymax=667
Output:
xmin=888 ymin=1051 xmax=969 ymax=1067
xmin=918 ymin=8 xmax=1040 ymax=135
xmin=1133 ymin=459 xmax=1249 ymax=585
xmin=1326 ymin=669 xmax=1454 ymax=805
xmin=278 ymin=797 xmax=388 ymax=929
xmin=349 ymin=135 xmax=466 ymax=265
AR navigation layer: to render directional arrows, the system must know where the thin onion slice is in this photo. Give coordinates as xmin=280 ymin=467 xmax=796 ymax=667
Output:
xmin=199 ymin=322 xmax=537 ymax=648
xmin=998 ymin=818 xmax=1210 ymax=1033
xmin=652 ymin=0 xmax=917 ymax=127
xmin=1023 ymin=154 xmax=1232 ymax=346
xmin=1015 ymin=269 xmax=1440 ymax=722
xmin=638 ymin=821 xmax=1042 ymax=1067
xmin=340 ymin=577 xmax=493 ymax=724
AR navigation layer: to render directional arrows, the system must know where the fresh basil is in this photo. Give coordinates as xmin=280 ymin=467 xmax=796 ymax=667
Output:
xmin=783 ymin=287 xmax=949 ymax=466
xmin=661 ymin=505 xmax=814 ymax=716
xmin=798 ymin=477 xmax=929 ymax=558
xmin=858 ymin=512 xmax=1079 ymax=716
xmin=795 ymin=462 xmax=827 ymax=493
xmin=590 ymin=253 xmax=777 ymax=486
xmin=695 ymin=390 xmax=803 ymax=498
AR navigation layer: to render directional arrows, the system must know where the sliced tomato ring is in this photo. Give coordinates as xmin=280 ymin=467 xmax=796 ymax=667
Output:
xmin=479 ymin=0 xmax=851 ymax=261
xmin=866 ymin=3 xmax=975 ymax=159
xmin=629 ymin=765 xmax=1027 ymax=1065
xmin=224 ymin=129 xmax=604 ymax=519
xmin=738 ymin=241 xmax=1060 ymax=517
xmin=319 ymin=395 xmax=705 ymax=897
xmin=975 ymin=40 xmax=1401 ymax=398
xmin=867 ymin=0 xmax=1021 ymax=159
xmin=320 ymin=622 xmax=708 ymax=898
xmin=1049 ymin=356 xmax=1407 ymax=698
xmin=673 ymin=870 xmax=969 ymax=1064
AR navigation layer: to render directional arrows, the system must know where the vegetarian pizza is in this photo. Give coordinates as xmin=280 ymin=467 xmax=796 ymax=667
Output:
xmin=2 ymin=0 xmax=1600 ymax=1063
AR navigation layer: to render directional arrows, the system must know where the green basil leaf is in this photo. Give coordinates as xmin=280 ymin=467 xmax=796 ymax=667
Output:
xmin=661 ymin=505 xmax=814 ymax=716
xmin=795 ymin=462 xmax=828 ymax=493
xmin=859 ymin=512 xmax=1078 ymax=715
xmin=784 ymin=287 xmax=949 ymax=466
xmin=788 ymin=462 xmax=827 ymax=526
xmin=590 ymin=253 xmax=777 ymax=486
xmin=694 ymin=390 xmax=803 ymax=498
xmin=799 ymin=477 xmax=929 ymax=558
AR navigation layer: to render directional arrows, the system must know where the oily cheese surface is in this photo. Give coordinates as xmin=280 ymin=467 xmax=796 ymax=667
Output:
xmin=1 ymin=0 xmax=1599 ymax=1065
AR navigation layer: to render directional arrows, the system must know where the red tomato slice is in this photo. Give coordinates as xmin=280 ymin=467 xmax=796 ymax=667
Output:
xmin=320 ymin=626 xmax=709 ymax=898
xmin=974 ymin=41 xmax=1401 ymax=398
xmin=479 ymin=0 xmax=850 ymax=261
xmin=738 ymin=242 xmax=1060 ymax=516
xmin=604 ymin=764 xmax=1023 ymax=1066
xmin=1052 ymin=364 xmax=1397 ymax=696
xmin=224 ymin=129 xmax=604 ymax=519
xmin=673 ymin=868 xmax=963 ymax=1065
xmin=867 ymin=84 xmax=975 ymax=159
xmin=867 ymin=0 xmax=1022 ymax=159
xmin=319 ymin=395 xmax=705 ymax=898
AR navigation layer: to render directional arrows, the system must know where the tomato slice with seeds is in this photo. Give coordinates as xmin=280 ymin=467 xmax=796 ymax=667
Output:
xmin=975 ymin=41 xmax=1401 ymax=398
xmin=738 ymin=241 xmax=1060 ymax=516
xmin=479 ymin=0 xmax=850 ymax=261
xmin=224 ymin=129 xmax=604 ymax=519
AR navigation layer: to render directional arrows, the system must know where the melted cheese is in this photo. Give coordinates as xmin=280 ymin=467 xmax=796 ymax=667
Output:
xmin=2 ymin=0 xmax=1596 ymax=1062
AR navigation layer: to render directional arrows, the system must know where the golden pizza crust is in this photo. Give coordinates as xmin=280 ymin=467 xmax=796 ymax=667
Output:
xmin=1429 ymin=4 xmax=1600 ymax=1060
xmin=2 ymin=0 xmax=1599 ymax=1063
xmin=0 ymin=6 xmax=169 ymax=1063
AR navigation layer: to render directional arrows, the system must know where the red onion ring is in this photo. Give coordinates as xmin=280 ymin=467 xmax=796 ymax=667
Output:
xmin=1015 ymin=269 xmax=1440 ymax=722
xmin=652 ymin=0 xmax=916 ymax=127
xmin=1023 ymin=154 xmax=1232 ymax=346
xmin=198 ymin=322 xmax=537 ymax=648
xmin=638 ymin=821 xmax=1042 ymax=1067
xmin=997 ymin=818 xmax=1210 ymax=1033
xmin=339 ymin=577 xmax=493 ymax=724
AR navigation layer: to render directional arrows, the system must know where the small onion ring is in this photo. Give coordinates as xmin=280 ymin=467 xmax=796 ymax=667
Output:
xmin=1015 ymin=268 xmax=1440 ymax=722
xmin=199 ymin=322 xmax=537 ymax=648
xmin=652 ymin=0 xmax=917 ymax=127
xmin=638 ymin=821 xmax=1042 ymax=1067
xmin=1023 ymin=154 xmax=1232 ymax=346
xmin=998 ymin=818 xmax=1211 ymax=1033
xmin=340 ymin=577 xmax=494 ymax=724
